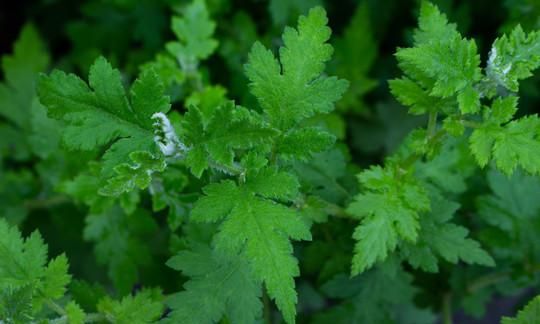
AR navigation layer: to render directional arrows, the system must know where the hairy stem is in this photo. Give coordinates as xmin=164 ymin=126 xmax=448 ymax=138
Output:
xmin=442 ymin=292 xmax=453 ymax=324
xmin=46 ymin=299 xmax=66 ymax=316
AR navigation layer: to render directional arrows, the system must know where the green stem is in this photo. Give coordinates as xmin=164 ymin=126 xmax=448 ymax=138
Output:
xmin=442 ymin=292 xmax=453 ymax=324
xmin=46 ymin=298 xmax=107 ymax=323
xmin=85 ymin=313 xmax=108 ymax=323
xmin=427 ymin=111 xmax=438 ymax=138
xmin=24 ymin=196 xmax=69 ymax=210
xmin=46 ymin=299 xmax=66 ymax=316
xmin=461 ymin=120 xmax=481 ymax=129
xmin=324 ymin=201 xmax=352 ymax=219
xmin=466 ymin=265 xmax=540 ymax=294
xmin=466 ymin=271 xmax=511 ymax=294
xmin=400 ymin=128 xmax=446 ymax=171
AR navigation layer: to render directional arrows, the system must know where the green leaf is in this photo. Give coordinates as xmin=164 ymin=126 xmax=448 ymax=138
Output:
xmin=396 ymin=37 xmax=481 ymax=98
xmin=245 ymin=7 xmax=348 ymax=129
xmin=392 ymin=1 xmax=481 ymax=117
xmin=181 ymin=102 xmax=278 ymax=177
xmin=487 ymin=25 xmax=540 ymax=92
xmin=97 ymin=289 xmax=163 ymax=324
xmin=333 ymin=3 xmax=377 ymax=112
xmin=477 ymin=169 xmax=540 ymax=260
xmin=457 ymin=85 xmax=480 ymax=114
xmin=140 ymin=54 xmax=185 ymax=88
xmin=0 ymin=23 xmax=50 ymax=164
xmin=402 ymin=193 xmax=494 ymax=272
xmin=37 ymin=57 xmax=170 ymax=176
xmin=191 ymin=169 xmax=311 ymax=324
xmin=185 ymin=85 xmax=228 ymax=123
xmin=347 ymin=165 xmax=430 ymax=275
xmin=0 ymin=286 xmax=34 ymax=323
xmin=276 ymin=127 xmax=335 ymax=161
xmin=29 ymin=100 xmax=61 ymax=159
xmin=0 ymin=24 xmax=49 ymax=130
xmin=0 ymin=220 xmax=47 ymax=289
xmin=83 ymin=207 xmax=158 ymax=294
xmin=164 ymin=245 xmax=262 ymax=324
xmin=414 ymin=1 xmax=459 ymax=45
xmin=99 ymin=151 xmax=167 ymax=197
xmin=42 ymin=254 xmax=71 ymax=300
xmin=470 ymin=96 xmax=540 ymax=175
xmin=416 ymin=138 xmax=475 ymax=194
xmin=293 ymin=148 xmax=350 ymax=203
xmin=316 ymin=260 xmax=428 ymax=324
xmin=70 ymin=280 xmax=107 ymax=313
xmin=502 ymin=295 xmax=540 ymax=324
xmin=0 ymin=219 xmax=71 ymax=313
xmin=166 ymin=0 xmax=218 ymax=63
xmin=244 ymin=167 xmax=300 ymax=201
xmin=389 ymin=77 xmax=445 ymax=115
xmin=66 ymin=301 xmax=86 ymax=324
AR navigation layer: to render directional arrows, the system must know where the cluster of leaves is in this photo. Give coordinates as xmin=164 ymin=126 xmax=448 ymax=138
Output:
xmin=2 ymin=0 xmax=540 ymax=323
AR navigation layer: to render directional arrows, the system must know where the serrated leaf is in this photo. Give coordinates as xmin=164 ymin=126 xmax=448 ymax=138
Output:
xmin=83 ymin=207 xmax=158 ymax=294
xmin=245 ymin=7 xmax=348 ymax=129
xmin=389 ymin=77 xmax=442 ymax=115
xmin=276 ymin=127 xmax=335 ymax=161
xmin=487 ymin=25 xmax=540 ymax=92
xmin=316 ymin=260 xmax=423 ymax=324
xmin=347 ymin=166 xmax=430 ymax=275
xmin=99 ymin=151 xmax=167 ymax=197
xmin=97 ymin=289 xmax=163 ymax=324
xmin=0 ymin=219 xmax=72 ymax=316
xmin=66 ymin=301 xmax=86 ymax=324
xmin=167 ymin=0 xmax=218 ymax=62
xmin=42 ymin=254 xmax=71 ymax=301
xmin=403 ymin=191 xmax=494 ymax=272
xmin=0 ymin=24 xmax=49 ymax=130
xmin=457 ymin=85 xmax=480 ymax=114
xmin=181 ymin=103 xmax=277 ymax=177
xmin=38 ymin=57 xmax=170 ymax=177
xmin=164 ymin=246 xmax=262 ymax=324
xmin=191 ymin=169 xmax=310 ymax=324
xmin=470 ymin=97 xmax=540 ymax=175
xmin=414 ymin=1 xmax=459 ymax=45
xmin=396 ymin=37 xmax=481 ymax=98
xmin=502 ymin=295 xmax=540 ymax=324
xmin=477 ymin=169 xmax=540 ymax=260
xmin=0 ymin=220 xmax=47 ymax=289
xmin=333 ymin=3 xmax=377 ymax=112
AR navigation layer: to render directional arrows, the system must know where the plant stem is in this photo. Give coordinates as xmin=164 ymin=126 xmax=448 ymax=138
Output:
xmin=467 ymin=271 xmax=511 ymax=294
xmin=461 ymin=120 xmax=481 ymax=129
xmin=46 ymin=299 xmax=66 ymax=316
xmin=324 ymin=201 xmax=351 ymax=219
xmin=85 ymin=313 xmax=108 ymax=323
xmin=427 ymin=111 xmax=438 ymax=138
xmin=442 ymin=292 xmax=453 ymax=324
xmin=46 ymin=298 xmax=107 ymax=323
xmin=24 ymin=195 xmax=69 ymax=210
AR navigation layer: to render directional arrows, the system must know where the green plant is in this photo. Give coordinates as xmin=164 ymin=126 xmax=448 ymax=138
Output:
xmin=2 ymin=0 xmax=540 ymax=323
